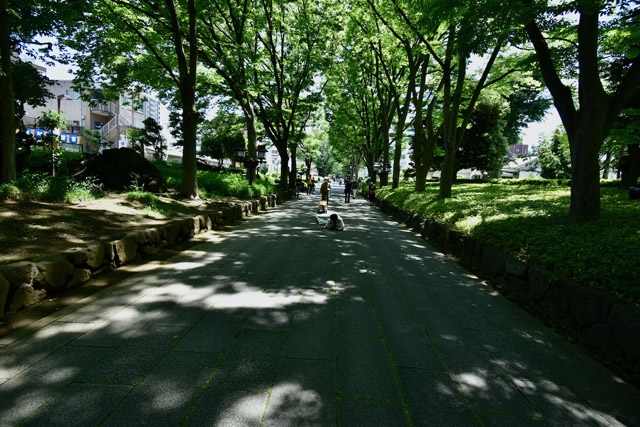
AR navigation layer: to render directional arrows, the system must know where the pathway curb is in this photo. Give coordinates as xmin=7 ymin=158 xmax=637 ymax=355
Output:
xmin=0 ymin=193 xmax=290 ymax=321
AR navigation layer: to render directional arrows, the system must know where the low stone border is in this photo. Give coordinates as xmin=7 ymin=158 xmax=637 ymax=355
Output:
xmin=375 ymin=197 xmax=640 ymax=374
xmin=0 ymin=194 xmax=283 ymax=320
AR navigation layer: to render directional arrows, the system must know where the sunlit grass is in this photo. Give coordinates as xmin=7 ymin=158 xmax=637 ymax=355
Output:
xmin=379 ymin=182 xmax=640 ymax=303
xmin=0 ymin=174 xmax=105 ymax=203
xmin=153 ymin=161 xmax=276 ymax=198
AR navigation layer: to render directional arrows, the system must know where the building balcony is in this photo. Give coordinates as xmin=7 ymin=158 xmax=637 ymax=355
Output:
xmin=90 ymin=100 xmax=117 ymax=116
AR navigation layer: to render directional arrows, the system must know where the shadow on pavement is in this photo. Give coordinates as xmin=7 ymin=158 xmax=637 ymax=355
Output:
xmin=1 ymin=192 xmax=639 ymax=426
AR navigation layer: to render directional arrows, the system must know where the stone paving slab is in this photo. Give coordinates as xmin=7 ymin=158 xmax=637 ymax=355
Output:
xmin=19 ymin=383 xmax=131 ymax=427
xmin=184 ymin=389 xmax=269 ymax=426
xmin=263 ymin=357 xmax=335 ymax=426
xmin=336 ymin=335 xmax=400 ymax=402
xmin=0 ymin=345 xmax=111 ymax=425
xmin=102 ymin=351 xmax=222 ymax=426
xmin=79 ymin=325 xmax=188 ymax=385
xmin=1 ymin=189 xmax=639 ymax=425
xmin=397 ymin=366 xmax=479 ymax=426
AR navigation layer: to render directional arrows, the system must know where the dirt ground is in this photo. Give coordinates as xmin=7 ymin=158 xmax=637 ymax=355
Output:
xmin=0 ymin=194 xmax=218 ymax=265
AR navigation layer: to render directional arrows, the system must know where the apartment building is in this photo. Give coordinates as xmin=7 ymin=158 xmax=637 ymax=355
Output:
xmin=23 ymin=79 xmax=162 ymax=153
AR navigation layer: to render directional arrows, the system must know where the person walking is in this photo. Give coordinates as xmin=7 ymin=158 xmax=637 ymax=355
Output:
xmin=307 ymin=176 xmax=314 ymax=195
xmin=295 ymin=175 xmax=303 ymax=198
xmin=320 ymin=180 xmax=331 ymax=207
xmin=344 ymin=179 xmax=352 ymax=203
xmin=368 ymin=181 xmax=376 ymax=206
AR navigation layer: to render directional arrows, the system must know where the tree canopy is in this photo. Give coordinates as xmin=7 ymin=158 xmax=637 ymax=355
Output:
xmin=2 ymin=0 xmax=639 ymax=221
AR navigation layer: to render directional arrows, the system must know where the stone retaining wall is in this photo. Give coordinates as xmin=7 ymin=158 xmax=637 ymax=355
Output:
xmin=375 ymin=197 xmax=640 ymax=374
xmin=0 ymin=194 xmax=283 ymax=321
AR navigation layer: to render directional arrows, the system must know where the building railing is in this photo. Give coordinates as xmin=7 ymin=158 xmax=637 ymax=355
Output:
xmin=99 ymin=113 xmax=134 ymax=141
xmin=90 ymin=100 xmax=117 ymax=114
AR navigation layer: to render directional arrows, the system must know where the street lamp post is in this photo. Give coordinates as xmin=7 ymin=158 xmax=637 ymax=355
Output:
xmin=379 ymin=162 xmax=392 ymax=187
xmin=372 ymin=161 xmax=381 ymax=183
xmin=236 ymin=145 xmax=268 ymax=186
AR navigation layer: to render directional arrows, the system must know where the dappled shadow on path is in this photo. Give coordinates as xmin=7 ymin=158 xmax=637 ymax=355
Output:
xmin=1 ymin=193 xmax=639 ymax=426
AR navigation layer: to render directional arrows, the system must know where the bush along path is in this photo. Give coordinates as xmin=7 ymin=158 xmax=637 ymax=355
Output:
xmin=0 ymin=193 xmax=288 ymax=322
xmin=373 ymin=195 xmax=640 ymax=383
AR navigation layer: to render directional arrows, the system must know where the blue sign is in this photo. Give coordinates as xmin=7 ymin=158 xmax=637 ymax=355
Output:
xmin=59 ymin=133 xmax=78 ymax=143
xmin=27 ymin=128 xmax=79 ymax=143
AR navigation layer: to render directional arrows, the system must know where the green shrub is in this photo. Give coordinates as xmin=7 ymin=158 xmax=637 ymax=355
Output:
xmin=152 ymin=160 xmax=275 ymax=198
xmin=125 ymin=190 xmax=160 ymax=206
xmin=66 ymin=178 xmax=105 ymax=202
xmin=26 ymin=148 xmax=85 ymax=175
xmin=13 ymin=173 xmax=50 ymax=200
xmin=1 ymin=173 xmax=105 ymax=203
xmin=0 ymin=183 xmax=20 ymax=200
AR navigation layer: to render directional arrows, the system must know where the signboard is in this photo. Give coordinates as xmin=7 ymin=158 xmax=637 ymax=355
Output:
xmin=27 ymin=128 xmax=80 ymax=144
xmin=27 ymin=128 xmax=48 ymax=139
xmin=59 ymin=133 xmax=79 ymax=143
xmin=61 ymin=143 xmax=82 ymax=153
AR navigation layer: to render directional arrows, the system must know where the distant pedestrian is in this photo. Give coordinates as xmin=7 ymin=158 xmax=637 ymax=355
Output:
xmin=307 ymin=176 xmax=314 ymax=195
xmin=321 ymin=180 xmax=331 ymax=206
xmin=368 ymin=181 xmax=376 ymax=206
xmin=295 ymin=175 xmax=303 ymax=198
xmin=344 ymin=180 xmax=352 ymax=203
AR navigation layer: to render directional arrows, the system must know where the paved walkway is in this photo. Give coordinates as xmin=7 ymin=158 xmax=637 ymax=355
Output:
xmin=1 ymin=186 xmax=639 ymax=426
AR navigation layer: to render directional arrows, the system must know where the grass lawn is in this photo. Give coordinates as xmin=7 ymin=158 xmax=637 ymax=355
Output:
xmin=378 ymin=181 xmax=640 ymax=304
xmin=153 ymin=161 xmax=276 ymax=199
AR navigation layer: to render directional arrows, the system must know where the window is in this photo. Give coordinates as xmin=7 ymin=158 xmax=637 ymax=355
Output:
xmin=66 ymin=90 xmax=81 ymax=100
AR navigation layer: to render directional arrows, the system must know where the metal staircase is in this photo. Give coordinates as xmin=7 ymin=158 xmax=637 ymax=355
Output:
xmin=100 ymin=113 xmax=134 ymax=148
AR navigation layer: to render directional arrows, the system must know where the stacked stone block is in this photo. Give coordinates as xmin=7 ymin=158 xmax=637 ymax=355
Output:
xmin=0 ymin=194 xmax=278 ymax=320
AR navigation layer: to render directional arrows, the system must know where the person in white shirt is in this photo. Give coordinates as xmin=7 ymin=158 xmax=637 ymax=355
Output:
xmin=316 ymin=213 xmax=344 ymax=230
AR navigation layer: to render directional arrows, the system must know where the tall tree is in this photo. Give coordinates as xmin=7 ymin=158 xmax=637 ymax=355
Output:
xmin=0 ymin=0 xmax=16 ymax=183
xmin=1 ymin=0 xmax=83 ymax=183
xmin=521 ymin=0 xmax=640 ymax=220
xmin=363 ymin=0 xmax=437 ymax=190
xmin=252 ymin=0 xmax=334 ymax=188
xmin=68 ymin=0 xmax=200 ymax=198
xmin=197 ymin=0 xmax=261 ymax=183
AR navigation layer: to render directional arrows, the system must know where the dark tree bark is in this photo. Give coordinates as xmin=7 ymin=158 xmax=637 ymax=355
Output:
xmin=0 ymin=0 xmax=16 ymax=183
xmin=620 ymin=144 xmax=640 ymax=188
xmin=166 ymin=0 xmax=199 ymax=198
xmin=525 ymin=7 xmax=640 ymax=221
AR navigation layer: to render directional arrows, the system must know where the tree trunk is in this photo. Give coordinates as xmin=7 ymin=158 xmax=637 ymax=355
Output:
xmin=167 ymin=0 xmax=199 ymax=199
xmin=244 ymin=100 xmax=257 ymax=158
xmin=180 ymin=106 xmax=199 ymax=198
xmin=0 ymin=0 xmax=16 ymax=183
xmin=568 ymin=131 xmax=601 ymax=221
xmin=392 ymin=133 xmax=402 ymax=189
xmin=290 ymin=144 xmax=297 ymax=189
xmin=620 ymin=144 xmax=640 ymax=188
xmin=439 ymin=143 xmax=455 ymax=198
xmin=276 ymin=143 xmax=289 ymax=188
